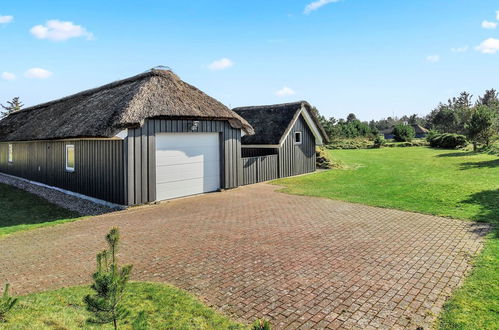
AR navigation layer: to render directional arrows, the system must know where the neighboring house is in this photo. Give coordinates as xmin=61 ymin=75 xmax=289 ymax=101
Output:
xmin=234 ymin=101 xmax=329 ymax=180
xmin=0 ymin=70 xmax=328 ymax=206
xmin=381 ymin=124 xmax=429 ymax=139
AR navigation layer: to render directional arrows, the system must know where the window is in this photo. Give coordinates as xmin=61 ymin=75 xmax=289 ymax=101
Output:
xmin=65 ymin=144 xmax=75 ymax=172
xmin=294 ymin=131 xmax=302 ymax=145
xmin=8 ymin=144 xmax=13 ymax=163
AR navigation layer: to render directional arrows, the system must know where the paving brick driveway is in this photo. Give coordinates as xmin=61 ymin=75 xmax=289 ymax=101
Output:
xmin=0 ymin=184 xmax=489 ymax=329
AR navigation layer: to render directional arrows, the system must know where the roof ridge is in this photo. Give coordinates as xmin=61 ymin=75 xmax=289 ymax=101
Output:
xmin=9 ymin=69 xmax=174 ymax=116
xmin=233 ymin=101 xmax=308 ymax=111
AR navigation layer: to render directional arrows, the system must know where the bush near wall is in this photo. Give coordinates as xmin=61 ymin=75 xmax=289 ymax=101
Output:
xmin=392 ymin=124 xmax=416 ymax=142
xmin=316 ymin=147 xmax=343 ymax=169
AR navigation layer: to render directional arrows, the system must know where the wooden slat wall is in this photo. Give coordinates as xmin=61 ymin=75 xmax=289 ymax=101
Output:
xmin=0 ymin=140 xmax=125 ymax=204
xmin=278 ymin=115 xmax=316 ymax=177
xmin=241 ymin=155 xmax=279 ymax=185
xmin=125 ymin=119 xmax=243 ymax=206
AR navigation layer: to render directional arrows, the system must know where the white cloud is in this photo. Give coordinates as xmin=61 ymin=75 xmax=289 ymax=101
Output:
xmin=0 ymin=15 xmax=13 ymax=24
xmin=24 ymin=68 xmax=53 ymax=79
xmin=304 ymin=0 xmax=341 ymax=14
xmin=426 ymin=55 xmax=440 ymax=63
xmin=276 ymin=86 xmax=296 ymax=97
xmin=497 ymin=10 xmax=499 ymax=20
xmin=1 ymin=72 xmax=16 ymax=80
xmin=30 ymin=20 xmax=93 ymax=41
xmin=476 ymin=38 xmax=499 ymax=54
xmin=451 ymin=46 xmax=469 ymax=53
xmin=208 ymin=58 xmax=234 ymax=70
xmin=481 ymin=20 xmax=497 ymax=29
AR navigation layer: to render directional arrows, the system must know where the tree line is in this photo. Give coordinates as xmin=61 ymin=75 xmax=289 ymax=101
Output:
xmin=312 ymin=89 xmax=499 ymax=148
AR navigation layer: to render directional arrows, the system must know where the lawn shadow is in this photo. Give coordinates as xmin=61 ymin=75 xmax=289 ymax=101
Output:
xmin=461 ymin=189 xmax=499 ymax=238
xmin=435 ymin=151 xmax=477 ymax=157
xmin=459 ymin=159 xmax=499 ymax=170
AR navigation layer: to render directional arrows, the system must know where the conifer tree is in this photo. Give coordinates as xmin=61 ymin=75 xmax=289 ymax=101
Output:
xmin=84 ymin=228 xmax=132 ymax=330
xmin=1 ymin=97 xmax=23 ymax=118
xmin=466 ymin=105 xmax=497 ymax=151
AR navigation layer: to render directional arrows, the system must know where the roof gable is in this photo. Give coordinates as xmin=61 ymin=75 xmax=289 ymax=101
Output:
xmin=233 ymin=101 xmax=328 ymax=146
xmin=234 ymin=103 xmax=300 ymax=145
xmin=0 ymin=69 xmax=253 ymax=142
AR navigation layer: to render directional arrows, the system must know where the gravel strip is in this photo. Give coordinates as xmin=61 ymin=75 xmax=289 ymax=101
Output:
xmin=0 ymin=173 xmax=124 ymax=216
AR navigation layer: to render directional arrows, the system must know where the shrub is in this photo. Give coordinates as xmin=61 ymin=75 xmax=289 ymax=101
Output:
xmin=428 ymin=133 xmax=468 ymax=149
xmin=252 ymin=319 xmax=271 ymax=330
xmin=84 ymin=228 xmax=133 ymax=330
xmin=0 ymin=283 xmax=18 ymax=322
xmin=392 ymin=125 xmax=416 ymax=142
xmin=373 ymin=135 xmax=385 ymax=148
xmin=326 ymin=138 xmax=372 ymax=150
xmin=426 ymin=130 xmax=439 ymax=142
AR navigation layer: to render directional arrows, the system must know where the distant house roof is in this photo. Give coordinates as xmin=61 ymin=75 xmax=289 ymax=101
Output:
xmin=0 ymin=69 xmax=254 ymax=142
xmin=381 ymin=124 xmax=429 ymax=135
xmin=233 ymin=101 xmax=329 ymax=146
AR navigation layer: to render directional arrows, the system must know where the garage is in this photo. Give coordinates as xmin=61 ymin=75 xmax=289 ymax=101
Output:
xmin=155 ymin=132 xmax=221 ymax=201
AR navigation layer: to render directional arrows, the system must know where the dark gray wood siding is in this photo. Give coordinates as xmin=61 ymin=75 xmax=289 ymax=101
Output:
xmin=278 ymin=115 xmax=316 ymax=177
xmin=242 ymin=155 xmax=279 ymax=185
xmin=0 ymin=140 xmax=125 ymax=204
xmin=125 ymin=119 xmax=242 ymax=206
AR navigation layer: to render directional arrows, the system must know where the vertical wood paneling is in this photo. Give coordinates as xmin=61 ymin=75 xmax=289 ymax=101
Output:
xmin=0 ymin=139 xmax=125 ymax=204
xmin=134 ymin=127 xmax=142 ymax=204
xmin=147 ymin=120 xmax=156 ymax=202
xmin=241 ymin=155 xmax=278 ymax=185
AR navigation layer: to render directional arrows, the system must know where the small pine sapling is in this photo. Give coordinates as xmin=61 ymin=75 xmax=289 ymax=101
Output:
xmin=0 ymin=283 xmax=18 ymax=322
xmin=252 ymin=319 xmax=271 ymax=330
xmin=84 ymin=228 xmax=133 ymax=330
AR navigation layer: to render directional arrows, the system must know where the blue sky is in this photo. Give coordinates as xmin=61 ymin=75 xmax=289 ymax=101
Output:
xmin=1 ymin=0 xmax=498 ymax=120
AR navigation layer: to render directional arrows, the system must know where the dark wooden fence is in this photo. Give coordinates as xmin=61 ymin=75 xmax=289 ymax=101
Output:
xmin=242 ymin=155 xmax=279 ymax=185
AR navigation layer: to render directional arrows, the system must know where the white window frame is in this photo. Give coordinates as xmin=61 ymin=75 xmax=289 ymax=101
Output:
xmin=8 ymin=144 xmax=13 ymax=163
xmin=65 ymin=144 xmax=75 ymax=172
xmin=294 ymin=131 xmax=303 ymax=145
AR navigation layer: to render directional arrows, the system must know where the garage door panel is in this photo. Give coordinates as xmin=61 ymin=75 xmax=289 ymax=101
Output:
xmin=155 ymin=132 xmax=220 ymax=201
xmin=156 ymin=162 xmax=219 ymax=183
xmin=157 ymin=176 xmax=220 ymax=200
xmin=156 ymin=135 xmax=220 ymax=148
xmin=156 ymin=152 xmax=220 ymax=166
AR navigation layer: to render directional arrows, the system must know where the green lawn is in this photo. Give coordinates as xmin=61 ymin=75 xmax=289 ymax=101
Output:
xmin=274 ymin=147 xmax=499 ymax=329
xmin=3 ymin=282 xmax=245 ymax=329
xmin=0 ymin=183 xmax=81 ymax=237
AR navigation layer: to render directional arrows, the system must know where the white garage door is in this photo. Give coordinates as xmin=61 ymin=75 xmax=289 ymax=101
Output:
xmin=155 ymin=133 xmax=220 ymax=201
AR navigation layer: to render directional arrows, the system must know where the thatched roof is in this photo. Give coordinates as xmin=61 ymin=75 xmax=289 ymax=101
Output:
xmin=233 ymin=101 xmax=329 ymax=145
xmin=0 ymin=69 xmax=254 ymax=142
